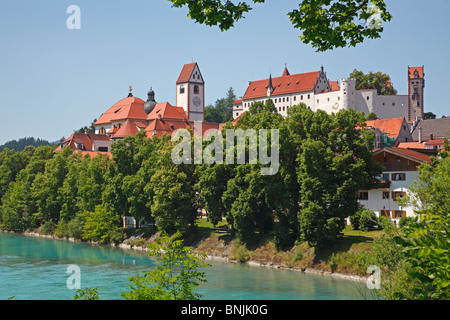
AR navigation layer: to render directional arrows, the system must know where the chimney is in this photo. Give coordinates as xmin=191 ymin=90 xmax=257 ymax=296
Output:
xmin=418 ymin=127 xmax=422 ymax=144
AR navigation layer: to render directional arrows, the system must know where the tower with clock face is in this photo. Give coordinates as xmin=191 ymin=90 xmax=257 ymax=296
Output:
xmin=176 ymin=62 xmax=205 ymax=122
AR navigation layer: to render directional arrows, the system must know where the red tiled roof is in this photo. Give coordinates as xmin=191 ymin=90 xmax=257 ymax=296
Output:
xmin=243 ymin=71 xmax=320 ymax=100
xmin=408 ymin=66 xmax=424 ymax=79
xmin=365 ymin=117 xmax=405 ymax=138
xmin=55 ymin=132 xmax=111 ymax=153
xmin=147 ymin=102 xmax=188 ymax=121
xmin=397 ymin=141 xmax=426 ymax=149
xmin=145 ymin=118 xmax=220 ymax=139
xmin=233 ymin=99 xmax=243 ymax=105
xmin=95 ymin=96 xmax=147 ymax=125
xmin=384 ymin=147 xmax=431 ymax=163
xmin=176 ymin=62 xmax=197 ymax=84
xmin=113 ymin=119 xmax=140 ymax=139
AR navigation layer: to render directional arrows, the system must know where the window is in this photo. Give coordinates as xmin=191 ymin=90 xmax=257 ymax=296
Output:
xmin=382 ymin=192 xmax=390 ymax=199
xmin=194 ymin=85 xmax=199 ymax=94
xmin=283 ymin=106 xmax=285 ymax=111
xmin=392 ymin=191 xmax=406 ymax=201
xmin=283 ymin=97 xmax=285 ymax=102
xmin=367 ymin=96 xmax=370 ymax=100
xmin=287 ymin=97 xmax=289 ymax=102
xmin=382 ymin=173 xmax=390 ymax=181
xmin=99 ymin=127 xmax=106 ymax=135
xmin=179 ymin=86 xmax=185 ymax=94
xmin=294 ymin=96 xmax=296 ymax=101
xmin=380 ymin=210 xmax=390 ymax=217
xmin=357 ymin=191 xmax=369 ymax=200
xmin=391 ymin=173 xmax=406 ymax=181
xmin=392 ymin=102 xmax=396 ymax=106
xmin=98 ymin=147 xmax=108 ymax=152
xmin=308 ymin=94 xmax=310 ymax=99
xmin=301 ymin=95 xmax=303 ymax=100
xmin=393 ymin=210 xmax=406 ymax=218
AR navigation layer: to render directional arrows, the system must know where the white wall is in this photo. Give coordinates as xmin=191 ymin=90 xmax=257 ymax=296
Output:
xmin=358 ymin=170 xmax=419 ymax=224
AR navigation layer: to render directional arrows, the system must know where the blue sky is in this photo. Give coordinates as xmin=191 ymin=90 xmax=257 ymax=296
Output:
xmin=0 ymin=0 xmax=449 ymax=145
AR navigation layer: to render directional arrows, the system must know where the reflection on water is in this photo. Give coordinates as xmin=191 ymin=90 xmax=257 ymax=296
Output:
xmin=0 ymin=232 xmax=376 ymax=300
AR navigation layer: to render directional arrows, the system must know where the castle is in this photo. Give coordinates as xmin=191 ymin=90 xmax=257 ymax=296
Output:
xmin=56 ymin=62 xmax=428 ymax=156
xmin=233 ymin=66 xmax=424 ymax=122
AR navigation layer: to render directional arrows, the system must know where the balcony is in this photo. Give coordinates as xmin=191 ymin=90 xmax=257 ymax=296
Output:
xmin=379 ymin=180 xmax=391 ymax=189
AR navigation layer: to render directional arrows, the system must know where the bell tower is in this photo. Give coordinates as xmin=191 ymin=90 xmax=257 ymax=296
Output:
xmin=408 ymin=66 xmax=425 ymax=121
xmin=176 ymin=62 xmax=205 ymax=122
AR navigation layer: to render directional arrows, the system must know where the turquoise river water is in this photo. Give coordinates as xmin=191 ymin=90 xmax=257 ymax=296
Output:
xmin=0 ymin=232 xmax=377 ymax=300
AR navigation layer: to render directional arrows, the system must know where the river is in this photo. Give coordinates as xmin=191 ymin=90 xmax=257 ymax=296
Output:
xmin=0 ymin=232 xmax=377 ymax=300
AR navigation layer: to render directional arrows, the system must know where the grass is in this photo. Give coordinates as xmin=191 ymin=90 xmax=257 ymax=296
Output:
xmin=193 ymin=220 xmax=383 ymax=276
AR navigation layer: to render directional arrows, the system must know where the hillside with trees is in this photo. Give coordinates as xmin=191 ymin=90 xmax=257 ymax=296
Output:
xmin=0 ymin=101 xmax=448 ymax=300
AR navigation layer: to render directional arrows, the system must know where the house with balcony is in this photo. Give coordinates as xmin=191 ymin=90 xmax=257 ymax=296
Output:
xmin=357 ymin=147 xmax=432 ymax=224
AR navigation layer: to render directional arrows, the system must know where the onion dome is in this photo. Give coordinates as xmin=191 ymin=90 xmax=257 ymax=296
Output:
xmin=143 ymin=86 xmax=157 ymax=114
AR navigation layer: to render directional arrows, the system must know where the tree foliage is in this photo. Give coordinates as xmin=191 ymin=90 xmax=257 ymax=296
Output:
xmin=167 ymin=0 xmax=392 ymax=51
xmin=350 ymin=69 xmax=398 ymax=95
xmin=204 ymin=87 xmax=236 ymax=123
xmin=121 ymin=231 xmax=210 ymax=300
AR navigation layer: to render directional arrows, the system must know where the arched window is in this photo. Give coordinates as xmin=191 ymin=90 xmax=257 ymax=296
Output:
xmin=194 ymin=85 xmax=199 ymax=94
xmin=179 ymin=86 xmax=185 ymax=94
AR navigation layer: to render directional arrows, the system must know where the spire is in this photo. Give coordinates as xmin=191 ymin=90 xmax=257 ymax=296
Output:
xmin=267 ymin=73 xmax=273 ymax=97
xmin=128 ymin=85 xmax=133 ymax=97
xmin=282 ymin=64 xmax=290 ymax=76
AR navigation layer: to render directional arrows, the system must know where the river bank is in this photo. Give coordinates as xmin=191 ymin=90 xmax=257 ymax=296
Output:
xmin=0 ymin=228 xmax=370 ymax=284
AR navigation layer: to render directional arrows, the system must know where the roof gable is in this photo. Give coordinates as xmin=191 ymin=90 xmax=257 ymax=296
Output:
xmin=365 ymin=117 xmax=406 ymax=139
xmin=374 ymin=147 xmax=431 ymax=164
xmin=147 ymin=102 xmax=188 ymax=121
xmin=176 ymin=62 xmax=204 ymax=84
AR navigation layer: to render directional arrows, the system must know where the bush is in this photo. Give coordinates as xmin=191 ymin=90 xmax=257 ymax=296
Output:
xmin=81 ymin=205 xmax=121 ymax=244
xmin=41 ymin=221 xmax=56 ymax=235
xmin=351 ymin=208 xmax=377 ymax=231
xmin=55 ymin=220 xmax=70 ymax=238
xmin=68 ymin=216 xmax=84 ymax=239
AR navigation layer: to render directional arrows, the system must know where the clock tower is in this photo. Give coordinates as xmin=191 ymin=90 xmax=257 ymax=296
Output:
xmin=408 ymin=66 xmax=425 ymax=121
xmin=176 ymin=62 xmax=205 ymax=122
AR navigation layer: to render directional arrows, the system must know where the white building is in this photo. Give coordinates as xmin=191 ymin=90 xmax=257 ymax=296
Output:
xmin=357 ymin=147 xmax=431 ymax=224
xmin=233 ymin=66 xmax=424 ymax=122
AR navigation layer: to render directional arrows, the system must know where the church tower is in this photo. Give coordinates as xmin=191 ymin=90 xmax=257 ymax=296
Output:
xmin=176 ymin=62 xmax=205 ymax=122
xmin=408 ymin=66 xmax=425 ymax=121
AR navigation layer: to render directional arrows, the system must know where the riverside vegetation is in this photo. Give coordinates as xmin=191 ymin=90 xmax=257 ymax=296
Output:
xmin=1 ymin=102 xmax=448 ymax=300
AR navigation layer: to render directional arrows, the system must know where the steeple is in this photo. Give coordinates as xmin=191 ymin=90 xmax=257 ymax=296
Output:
xmin=267 ymin=73 xmax=274 ymax=97
xmin=128 ymin=86 xmax=133 ymax=97
xmin=282 ymin=64 xmax=290 ymax=76
xmin=143 ymin=86 xmax=157 ymax=114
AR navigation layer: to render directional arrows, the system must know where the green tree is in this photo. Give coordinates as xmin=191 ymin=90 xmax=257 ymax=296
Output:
xmin=392 ymin=156 xmax=450 ymax=300
xmin=150 ymin=140 xmax=198 ymax=232
xmin=204 ymin=87 xmax=236 ymax=123
xmin=167 ymin=0 xmax=391 ymax=51
xmin=0 ymin=146 xmax=54 ymax=231
xmin=349 ymin=69 xmax=398 ymax=95
xmin=80 ymin=205 xmax=122 ymax=244
xmin=287 ymin=105 xmax=383 ymax=246
xmin=121 ymin=231 xmax=210 ymax=300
